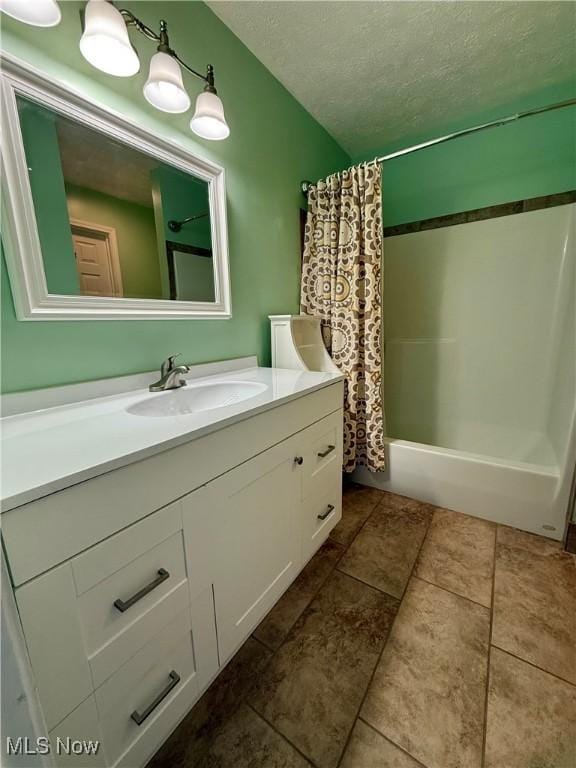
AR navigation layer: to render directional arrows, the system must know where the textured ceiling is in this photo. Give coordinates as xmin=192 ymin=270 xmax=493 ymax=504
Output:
xmin=57 ymin=119 xmax=157 ymax=207
xmin=56 ymin=118 xmax=207 ymax=208
xmin=207 ymin=1 xmax=576 ymax=157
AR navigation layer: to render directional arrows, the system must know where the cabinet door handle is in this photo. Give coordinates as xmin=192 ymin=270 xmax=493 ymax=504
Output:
xmin=294 ymin=456 xmax=304 ymax=465
xmin=114 ymin=568 xmax=170 ymax=613
xmin=317 ymin=504 xmax=335 ymax=521
xmin=317 ymin=444 xmax=335 ymax=458
xmin=130 ymin=670 xmax=180 ymax=726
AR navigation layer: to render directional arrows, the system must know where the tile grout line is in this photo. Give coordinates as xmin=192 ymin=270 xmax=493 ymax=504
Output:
xmin=333 ymin=488 xmax=423 ymax=553
xmin=245 ymin=505 xmax=370 ymax=767
xmin=253 ymin=508 xmax=573 ymax=768
xmin=222 ymin=639 xmax=318 ymax=766
xmin=250 ymin=632 xmax=277 ymax=654
xmin=245 ymin=701 xmax=319 ymax=767
xmin=411 ymin=574 xmax=492 ymax=611
xmin=329 ymin=496 xmax=382 ymax=551
xmin=244 ymin=491 xmax=382 ymax=766
xmin=333 ymin=566 xmax=401 ymax=601
xmin=247 ymin=491 xmax=385 ymax=766
xmin=253 ymin=539 xmax=347 ymax=652
xmin=490 ymin=644 xmax=576 ymax=689
xmin=251 ymin=491 xmax=430 ymax=768
xmin=358 ymin=717 xmax=430 ymax=768
xmin=335 ymin=564 xmax=492 ymax=613
xmin=334 ymin=494 xmax=435 ymax=597
xmin=480 ymin=523 xmax=498 ymax=768
xmin=246 ymin=489 xmax=389 ymax=766
xmin=333 ymin=505 xmax=435 ymax=768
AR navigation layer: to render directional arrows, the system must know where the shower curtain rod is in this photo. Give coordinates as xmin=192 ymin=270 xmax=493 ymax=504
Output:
xmin=300 ymin=97 xmax=576 ymax=194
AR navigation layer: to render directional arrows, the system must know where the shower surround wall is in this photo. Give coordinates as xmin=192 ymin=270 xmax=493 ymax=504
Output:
xmin=384 ymin=203 xmax=574 ymax=468
xmin=356 ymin=201 xmax=575 ymax=539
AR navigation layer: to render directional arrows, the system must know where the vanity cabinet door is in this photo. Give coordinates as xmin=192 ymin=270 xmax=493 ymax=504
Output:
xmin=15 ymin=562 xmax=94 ymax=731
xmin=206 ymin=437 xmax=303 ymax=663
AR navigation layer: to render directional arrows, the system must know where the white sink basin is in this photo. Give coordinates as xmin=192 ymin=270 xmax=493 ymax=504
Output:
xmin=126 ymin=381 xmax=268 ymax=418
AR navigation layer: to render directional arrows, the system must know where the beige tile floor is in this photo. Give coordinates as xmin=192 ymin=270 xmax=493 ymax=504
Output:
xmin=148 ymin=483 xmax=576 ymax=768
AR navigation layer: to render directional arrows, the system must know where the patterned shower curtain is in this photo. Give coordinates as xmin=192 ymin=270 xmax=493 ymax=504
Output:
xmin=301 ymin=161 xmax=385 ymax=473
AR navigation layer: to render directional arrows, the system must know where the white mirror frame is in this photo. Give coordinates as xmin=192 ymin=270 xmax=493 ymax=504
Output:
xmin=0 ymin=54 xmax=231 ymax=320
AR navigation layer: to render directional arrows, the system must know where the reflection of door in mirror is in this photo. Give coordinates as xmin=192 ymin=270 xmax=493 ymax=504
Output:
xmin=71 ymin=221 xmax=123 ymax=297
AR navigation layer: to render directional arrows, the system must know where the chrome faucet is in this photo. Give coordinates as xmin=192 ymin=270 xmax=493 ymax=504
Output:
xmin=149 ymin=354 xmax=190 ymax=392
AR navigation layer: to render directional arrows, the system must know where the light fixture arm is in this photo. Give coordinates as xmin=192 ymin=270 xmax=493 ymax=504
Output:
xmin=118 ymin=8 xmax=212 ymax=87
xmin=118 ymin=8 xmax=158 ymax=43
xmin=175 ymin=55 xmax=216 ymax=92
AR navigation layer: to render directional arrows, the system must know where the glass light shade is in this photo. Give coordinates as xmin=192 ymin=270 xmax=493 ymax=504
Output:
xmin=0 ymin=0 xmax=61 ymax=26
xmin=190 ymin=91 xmax=230 ymax=140
xmin=143 ymin=52 xmax=191 ymax=114
xmin=79 ymin=0 xmax=139 ymax=77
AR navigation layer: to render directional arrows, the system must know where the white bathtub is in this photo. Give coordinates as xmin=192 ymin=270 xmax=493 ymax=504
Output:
xmin=353 ymin=432 xmax=575 ymax=541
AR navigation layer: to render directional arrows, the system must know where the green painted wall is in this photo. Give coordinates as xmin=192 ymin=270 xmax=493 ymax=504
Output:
xmin=17 ymin=98 xmax=79 ymax=295
xmin=353 ymin=83 xmax=576 ymax=226
xmin=153 ymin=165 xmax=214 ymax=300
xmin=65 ymin=183 xmax=161 ymax=299
xmin=1 ymin=1 xmax=349 ymax=393
xmin=156 ymin=166 xmax=212 ymax=250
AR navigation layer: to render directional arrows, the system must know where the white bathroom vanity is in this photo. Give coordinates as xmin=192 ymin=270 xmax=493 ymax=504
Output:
xmin=1 ymin=358 xmax=344 ymax=767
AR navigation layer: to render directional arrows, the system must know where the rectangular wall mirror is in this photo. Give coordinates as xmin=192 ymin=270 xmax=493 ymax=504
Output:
xmin=1 ymin=56 xmax=231 ymax=320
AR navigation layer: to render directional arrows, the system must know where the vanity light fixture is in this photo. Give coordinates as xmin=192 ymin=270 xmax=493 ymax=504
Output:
xmin=0 ymin=0 xmax=230 ymax=140
xmin=144 ymin=49 xmax=191 ymax=114
xmin=190 ymin=88 xmax=230 ymax=141
xmin=79 ymin=0 xmax=140 ymax=77
xmin=79 ymin=0 xmax=230 ymax=139
xmin=0 ymin=0 xmax=61 ymax=27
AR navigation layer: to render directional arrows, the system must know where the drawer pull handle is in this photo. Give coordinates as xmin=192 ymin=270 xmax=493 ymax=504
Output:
xmin=317 ymin=445 xmax=335 ymax=458
xmin=130 ymin=670 xmax=180 ymax=726
xmin=294 ymin=456 xmax=304 ymax=465
xmin=113 ymin=568 xmax=170 ymax=613
xmin=318 ymin=504 xmax=335 ymax=521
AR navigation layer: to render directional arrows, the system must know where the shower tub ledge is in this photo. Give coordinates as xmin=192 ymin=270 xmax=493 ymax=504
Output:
xmin=353 ymin=437 xmax=565 ymax=540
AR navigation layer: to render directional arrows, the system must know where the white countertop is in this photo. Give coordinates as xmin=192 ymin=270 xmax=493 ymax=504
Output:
xmin=1 ymin=365 xmax=343 ymax=511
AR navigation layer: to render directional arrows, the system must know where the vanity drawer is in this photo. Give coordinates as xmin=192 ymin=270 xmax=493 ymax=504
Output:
xmin=95 ymin=611 xmax=198 ymax=767
xmin=48 ymin=696 xmax=106 ymax=768
xmin=302 ymin=480 xmax=342 ymax=563
xmin=72 ymin=502 xmax=189 ymax=684
xmin=302 ymin=411 xmax=343 ymax=498
xmin=76 ymin=532 xmax=186 ymax=656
